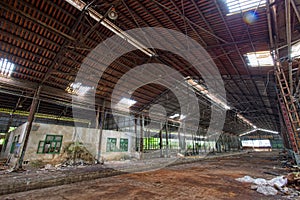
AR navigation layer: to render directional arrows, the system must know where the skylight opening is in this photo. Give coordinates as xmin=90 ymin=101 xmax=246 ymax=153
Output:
xmin=65 ymin=82 xmax=94 ymax=96
xmin=226 ymin=0 xmax=266 ymax=15
xmin=245 ymin=51 xmax=274 ymax=67
xmin=291 ymin=41 xmax=300 ymax=59
xmin=0 ymin=58 xmax=15 ymax=77
xmin=114 ymin=98 xmax=137 ymax=111
xmin=118 ymin=98 xmax=137 ymax=107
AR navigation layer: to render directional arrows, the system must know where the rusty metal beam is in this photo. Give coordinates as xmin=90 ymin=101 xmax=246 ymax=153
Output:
xmin=213 ymin=0 xmax=277 ymax=130
xmin=15 ymin=85 xmax=42 ymax=169
xmin=0 ymin=1 xmax=76 ymax=42
xmin=151 ymin=0 xmax=228 ymax=44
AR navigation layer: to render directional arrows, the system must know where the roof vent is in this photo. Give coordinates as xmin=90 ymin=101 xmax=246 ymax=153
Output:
xmin=226 ymin=0 xmax=266 ymax=15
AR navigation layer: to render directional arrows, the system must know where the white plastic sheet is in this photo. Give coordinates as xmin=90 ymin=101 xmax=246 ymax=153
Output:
xmin=235 ymin=175 xmax=287 ymax=196
xmin=254 ymin=178 xmax=268 ymax=185
xmin=267 ymin=176 xmax=287 ymax=188
xmin=256 ymin=185 xmax=278 ymax=196
xmin=235 ymin=175 xmax=255 ymax=183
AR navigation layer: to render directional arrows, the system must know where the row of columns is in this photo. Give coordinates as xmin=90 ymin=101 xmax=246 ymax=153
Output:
xmin=7 ymin=93 xmax=242 ymax=169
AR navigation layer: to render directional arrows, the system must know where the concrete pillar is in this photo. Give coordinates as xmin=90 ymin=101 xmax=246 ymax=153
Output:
xmin=165 ymin=122 xmax=169 ymax=157
xmin=160 ymin=122 xmax=163 ymax=157
xmin=95 ymin=105 xmax=100 ymax=129
xmin=140 ymin=115 xmax=144 ymax=158
xmin=97 ymin=102 xmax=105 ymax=162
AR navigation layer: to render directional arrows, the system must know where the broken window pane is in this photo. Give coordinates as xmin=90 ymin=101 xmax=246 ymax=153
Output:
xmin=107 ymin=138 xmax=117 ymax=152
xmin=37 ymin=135 xmax=63 ymax=154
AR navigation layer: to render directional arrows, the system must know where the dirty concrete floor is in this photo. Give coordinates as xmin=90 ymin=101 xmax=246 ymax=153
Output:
xmin=0 ymin=151 xmax=290 ymax=200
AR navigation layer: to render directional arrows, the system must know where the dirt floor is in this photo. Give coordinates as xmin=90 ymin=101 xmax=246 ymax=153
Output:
xmin=0 ymin=151 xmax=294 ymax=200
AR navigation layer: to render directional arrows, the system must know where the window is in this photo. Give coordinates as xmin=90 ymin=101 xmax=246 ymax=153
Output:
xmin=245 ymin=51 xmax=274 ymax=67
xmin=0 ymin=138 xmax=4 ymax=145
xmin=37 ymin=135 xmax=63 ymax=154
xmin=120 ymin=138 xmax=128 ymax=152
xmin=226 ymin=0 xmax=266 ymax=15
xmin=0 ymin=58 xmax=15 ymax=77
xmin=106 ymin=138 xmax=117 ymax=152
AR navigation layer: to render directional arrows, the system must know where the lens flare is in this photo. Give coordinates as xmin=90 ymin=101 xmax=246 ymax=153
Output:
xmin=243 ymin=11 xmax=258 ymax=25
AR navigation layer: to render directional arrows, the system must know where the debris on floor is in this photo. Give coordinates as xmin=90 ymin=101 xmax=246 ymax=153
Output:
xmin=0 ymin=151 xmax=286 ymax=199
xmin=256 ymin=185 xmax=278 ymax=196
xmin=236 ymin=174 xmax=300 ymax=198
xmin=38 ymin=142 xmax=98 ymax=171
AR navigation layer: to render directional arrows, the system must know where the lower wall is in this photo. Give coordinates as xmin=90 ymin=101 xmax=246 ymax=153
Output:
xmin=100 ymin=130 xmax=138 ymax=161
xmin=5 ymin=123 xmax=138 ymax=166
xmin=23 ymin=123 xmax=100 ymax=164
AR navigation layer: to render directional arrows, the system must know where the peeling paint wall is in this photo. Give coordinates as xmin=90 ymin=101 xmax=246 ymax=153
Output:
xmin=101 ymin=130 xmax=137 ymax=161
xmin=3 ymin=122 xmax=27 ymax=165
xmin=6 ymin=123 xmax=137 ymax=166
xmin=23 ymin=123 xmax=100 ymax=163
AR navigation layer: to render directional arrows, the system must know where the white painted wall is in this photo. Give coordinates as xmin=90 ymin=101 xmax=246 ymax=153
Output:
xmin=5 ymin=122 xmax=138 ymax=166
xmin=101 ymin=130 xmax=137 ymax=160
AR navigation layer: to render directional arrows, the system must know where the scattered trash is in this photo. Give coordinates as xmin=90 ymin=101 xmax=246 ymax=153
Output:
xmin=256 ymin=185 xmax=278 ymax=196
xmin=254 ymin=178 xmax=267 ymax=185
xmin=177 ymin=153 xmax=184 ymax=158
xmin=250 ymin=185 xmax=258 ymax=190
xmin=44 ymin=164 xmax=53 ymax=170
xmin=236 ymin=175 xmax=288 ymax=196
xmin=55 ymin=163 xmax=62 ymax=168
xmin=5 ymin=168 xmax=14 ymax=173
xmin=235 ymin=175 xmax=254 ymax=183
xmin=268 ymin=176 xmax=287 ymax=188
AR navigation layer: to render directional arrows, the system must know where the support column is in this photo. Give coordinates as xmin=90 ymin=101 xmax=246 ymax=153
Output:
xmin=286 ymin=0 xmax=293 ymax=94
xmin=97 ymin=101 xmax=106 ymax=162
xmin=15 ymin=86 xmax=42 ymax=169
xmin=160 ymin=122 xmax=163 ymax=157
xmin=177 ymin=122 xmax=181 ymax=153
xmin=95 ymin=105 xmax=100 ymax=129
xmin=134 ymin=116 xmax=137 ymax=151
xmin=140 ymin=115 xmax=144 ymax=159
xmin=165 ymin=121 xmax=169 ymax=157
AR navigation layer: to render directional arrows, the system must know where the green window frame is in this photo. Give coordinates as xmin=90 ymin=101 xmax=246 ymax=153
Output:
xmin=120 ymin=138 xmax=128 ymax=152
xmin=10 ymin=135 xmax=20 ymax=154
xmin=106 ymin=138 xmax=117 ymax=152
xmin=37 ymin=135 xmax=63 ymax=154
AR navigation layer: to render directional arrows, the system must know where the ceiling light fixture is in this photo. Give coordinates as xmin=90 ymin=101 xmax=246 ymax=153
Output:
xmin=185 ymin=77 xmax=231 ymax=110
xmin=236 ymin=113 xmax=256 ymax=128
xmin=108 ymin=7 xmax=118 ymax=20
xmin=239 ymin=128 xmax=279 ymax=137
xmin=64 ymin=0 xmax=155 ymax=57
xmin=185 ymin=77 xmax=259 ymax=129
